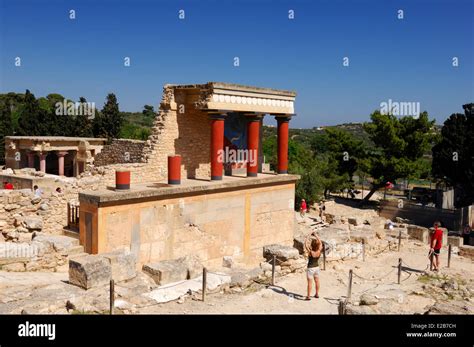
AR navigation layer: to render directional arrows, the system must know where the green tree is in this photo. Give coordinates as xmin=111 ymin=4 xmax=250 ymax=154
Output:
xmin=94 ymin=93 xmax=122 ymax=140
xmin=0 ymin=99 xmax=14 ymax=164
xmin=362 ymin=110 xmax=436 ymax=202
xmin=17 ymin=90 xmax=43 ymax=135
xmin=74 ymin=97 xmax=94 ymax=137
xmin=432 ymin=103 xmax=474 ymax=207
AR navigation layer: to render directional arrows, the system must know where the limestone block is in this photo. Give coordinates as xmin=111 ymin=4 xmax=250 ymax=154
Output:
xmin=23 ymin=216 xmax=43 ymax=231
xmin=407 ymin=225 xmax=429 ymax=243
xmin=447 ymin=236 xmax=463 ymax=248
xmin=69 ymin=255 xmax=112 ymax=290
xmin=102 ymin=250 xmax=136 ymax=282
xmin=263 ymin=244 xmax=299 ymax=261
xmin=143 ymin=260 xmax=187 ymax=285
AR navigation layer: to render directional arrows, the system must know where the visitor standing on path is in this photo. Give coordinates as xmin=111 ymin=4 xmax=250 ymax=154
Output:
xmin=429 ymin=221 xmax=443 ymax=272
xmin=304 ymin=234 xmax=322 ymax=300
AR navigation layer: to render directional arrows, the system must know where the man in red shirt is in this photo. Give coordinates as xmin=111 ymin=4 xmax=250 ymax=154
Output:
xmin=3 ymin=182 xmax=13 ymax=190
xmin=429 ymin=221 xmax=443 ymax=272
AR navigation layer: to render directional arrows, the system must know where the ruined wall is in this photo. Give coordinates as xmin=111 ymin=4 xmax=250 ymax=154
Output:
xmin=94 ymin=139 xmax=146 ymax=166
xmin=83 ymin=183 xmax=295 ymax=268
xmin=85 ymin=85 xmax=212 ymax=184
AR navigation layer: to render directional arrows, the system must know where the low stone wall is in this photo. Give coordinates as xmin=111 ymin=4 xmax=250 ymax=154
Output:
xmin=94 ymin=139 xmax=146 ymax=166
xmin=459 ymin=245 xmax=474 ymax=260
xmin=379 ymin=200 xmax=461 ymax=230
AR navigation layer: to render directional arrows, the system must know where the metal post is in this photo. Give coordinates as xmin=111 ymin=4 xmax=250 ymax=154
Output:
xmin=362 ymin=239 xmax=365 ymax=262
xmin=398 ymin=258 xmax=402 ymax=284
xmin=202 ymin=267 xmax=207 ymax=302
xmin=398 ymin=229 xmax=402 ymax=252
xmin=323 ymin=244 xmax=326 ymax=270
xmin=271 ymin=255 xmax=276 ymax=286
xmin=448 ymin=244 xmax=452 ymax=268
xmin=347 ymin=270 xmax=353 ymax=301
xmin=109 ymin=279 xmax=115 ymax=315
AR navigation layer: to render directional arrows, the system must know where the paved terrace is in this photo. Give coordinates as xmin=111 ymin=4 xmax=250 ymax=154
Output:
xmin=79 ymin=173 xmax=300 ymax=206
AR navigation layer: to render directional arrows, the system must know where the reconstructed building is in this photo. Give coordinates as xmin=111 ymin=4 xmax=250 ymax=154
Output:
xmin=4 ymin=136 xmax=107 ymax=177
xmin=75 ymin=82 xmax=299 ymax=267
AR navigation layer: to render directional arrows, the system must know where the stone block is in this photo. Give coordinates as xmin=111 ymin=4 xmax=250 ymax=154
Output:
xmin=407 ymin=225 xmax=429 ymax=243
xmin=23 ymin=216 xmax=43 ymax=231
xmin=69 ymin=255 xmax=112 ymax=290
xmin=263 ymin=244 xmax=299 ymax=261
xmin=459 ymin=245 xmax=474 ymax=260
xmin=447 ymin=236 xmax=463 ymax=248
xmin=102 ymin=250 xmax=136 ymax=282
xmin=143 ymin=256 xmax=202 ymax=285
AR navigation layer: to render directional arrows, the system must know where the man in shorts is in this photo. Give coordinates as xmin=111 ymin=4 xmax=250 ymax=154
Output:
xmin=429 ymin=221 xmax=443 ymax=272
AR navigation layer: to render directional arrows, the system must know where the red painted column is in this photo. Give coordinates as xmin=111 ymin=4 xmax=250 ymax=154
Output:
xmin=277 ymin=117 xmax=290 ymax=174
xmin=210 ymin=114 xmax=225 ymax=180
xmin=115 ymin=169 xmax=131 ymax=190
xmin=168 ymin=155 xmax=181 ymax=185
xmin=247 ymin=116 xmax=261 ymax=177
xmin=39 ymin=152 xmax=47 ymax=173
xmin=57 ymin=151 xmax=68 ymax=176
xmin=27 ymin=152 xmax=35 ymax=168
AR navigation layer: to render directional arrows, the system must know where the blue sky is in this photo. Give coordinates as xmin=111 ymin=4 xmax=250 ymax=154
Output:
xmin=1 ymin=0 xmax=473 ymax=128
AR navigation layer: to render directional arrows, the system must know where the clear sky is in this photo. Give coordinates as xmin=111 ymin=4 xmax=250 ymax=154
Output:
xmin=1 ymin=0 xmax=473 ymax=128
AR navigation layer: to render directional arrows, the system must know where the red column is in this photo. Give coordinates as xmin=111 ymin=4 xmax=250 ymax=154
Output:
xmin=57 ymin=151 xmax=68 ymax=176
xmin=277 ymin=117 xmax=290 ymax=174
xmin=210 ymin=114 xmax=225 ymax=180
xmin=168 ymin=155 xmax=181 ymax=185
xmin=39 ymin=152 xmax=47 ymax=173
xmin=247 ymin=116 xmax=261 ymax=177
xmin=27 ymin=152 xmax=35 ymax=168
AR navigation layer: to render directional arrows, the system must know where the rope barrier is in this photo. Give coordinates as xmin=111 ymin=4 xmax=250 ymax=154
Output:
xmin=351 ymin=267 xmax=397 ymax=282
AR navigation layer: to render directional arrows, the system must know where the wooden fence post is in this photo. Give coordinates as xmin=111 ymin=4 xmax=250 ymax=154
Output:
xmin=397 ymin=258 xmax=402 ymax=284
xmin=447 ymin=244 xmax=452 ymax=268
xmin=109 ymin=279 xmax=115 ymax=315
xmin=272 ymin=255 xmax=276 ymax=286
xmin=202 ymin=267 xmax=207 ymax=302
xmin=347 ymin=269 xmax=353 ymax=301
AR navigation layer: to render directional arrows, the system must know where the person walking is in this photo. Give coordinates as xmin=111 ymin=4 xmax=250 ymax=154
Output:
xmin=304 ymin=234 xmax=322 ymax=300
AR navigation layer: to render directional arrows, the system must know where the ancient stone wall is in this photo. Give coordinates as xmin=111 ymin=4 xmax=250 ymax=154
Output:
xmin=93 ymin=139 xmax=146 ymax=166
xmin=83 ymin=183 xmax=296 ymax=268
xmin=86 ymin=85 xmax=212 ymax=184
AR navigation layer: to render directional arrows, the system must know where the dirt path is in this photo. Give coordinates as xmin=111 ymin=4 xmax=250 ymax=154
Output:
xmin=138 ymin=240 xmax=473 ymax=314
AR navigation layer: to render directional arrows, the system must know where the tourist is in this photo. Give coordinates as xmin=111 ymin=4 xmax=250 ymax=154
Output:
xmin=319 ymin=200 xmax=326 ymax=221
xmin=3 ymin=181 xmax=13 ymax=190
xmin=429 ymin=221 xmax=443 ymax=272
xmin=305 ymin=235 xmax=322 ymax=300
xmin=300 ymin=199 xmax=307 ymax=217
xmin=463 ymin=223 xmax=472 ymax=246
xmin=33 ymin=185 xmax=43 ymax=198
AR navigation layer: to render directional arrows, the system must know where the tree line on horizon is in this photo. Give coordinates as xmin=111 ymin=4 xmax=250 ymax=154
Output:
xmin=0 ymin=90 xmax=156 ymax=163
xmin=0 ymin=90 xmax=472 ymax=207
xmin=263 ymin=104 xmax=473 ymax=208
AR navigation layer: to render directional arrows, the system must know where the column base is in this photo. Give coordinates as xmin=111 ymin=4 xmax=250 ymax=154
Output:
xmin=247 ymin=172 xmax=258 ymax=177
xmin=278 ymin=170 xmax=288 ymax=174
xmin=168 ymin=179 xmax=181 ymax=185
xmin=211 ymin=176 xmax=223 ymax=181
